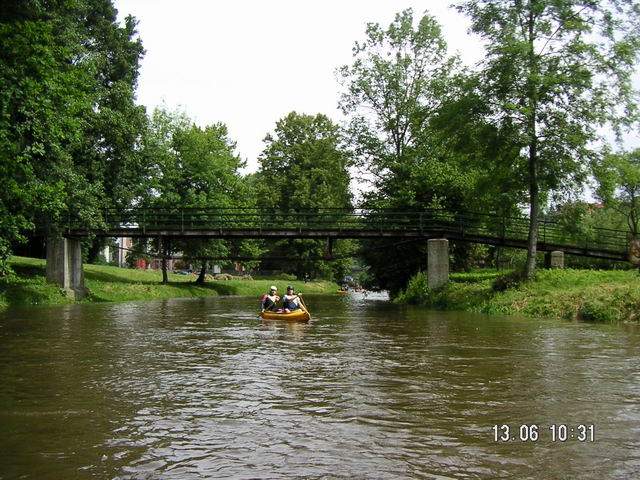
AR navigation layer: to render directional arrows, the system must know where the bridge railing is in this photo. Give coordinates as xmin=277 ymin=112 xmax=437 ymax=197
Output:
xmin=72 ymin=207 xmax=630 ymax=255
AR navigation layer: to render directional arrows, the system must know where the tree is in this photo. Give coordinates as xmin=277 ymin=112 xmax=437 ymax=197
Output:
xmin=457 ymin=0 xmax=640 ymax=277
xmin=75 ymin=1 xmax=148 ymax=262
xmin=338 ymin=10 xmax=495 ymax=292
xmin=139 ymin=108 xmax=252 ymax=283
xmin=257 ymin=112 xmax=351 ymax=211
xmin=338 ymin=9 xmax=457 ymax=196
xmin=255 ymin=112 xmax=353 ymax=280
xmin=593 ymin=149 xmax=640 ymax=237
xmin=171 ymin=121 xmax=257 ymax=282
xmin=0 ymin=0 xmax=146 ymax=272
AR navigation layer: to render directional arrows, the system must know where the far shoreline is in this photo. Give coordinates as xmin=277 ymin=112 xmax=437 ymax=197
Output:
xmin=0 ymin=257 xmax=339 ymax=311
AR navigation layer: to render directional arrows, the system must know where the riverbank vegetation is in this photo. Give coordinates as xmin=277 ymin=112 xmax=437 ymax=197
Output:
xmin=0 ymin=257 xmax=337 ymax=310
xmin=396 ymin=269 xmax=640 ymax=323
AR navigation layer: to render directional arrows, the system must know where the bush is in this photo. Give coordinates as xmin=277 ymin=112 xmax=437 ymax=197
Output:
xmin=578 ymin=300 xmax=619 ymax=322
xmin=492 ymin=270 xmax=527 ymax=292
xmin=395 ymin=271 xmax=429 ymax=304
xmin=213 ymin=273 xmax=233 ymax=280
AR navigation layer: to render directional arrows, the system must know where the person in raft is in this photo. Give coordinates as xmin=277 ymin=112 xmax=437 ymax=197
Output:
xmin=281 ymin=285 xmax=301 ymax=313
xmin=261 ymin=286 xmax=280 ymax=312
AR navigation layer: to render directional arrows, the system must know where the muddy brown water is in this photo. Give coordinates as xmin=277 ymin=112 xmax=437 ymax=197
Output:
xmin=1 ymin=294 xmax=639 ymax=479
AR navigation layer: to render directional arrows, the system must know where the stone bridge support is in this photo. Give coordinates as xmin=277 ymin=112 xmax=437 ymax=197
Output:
xmin=544 ymin=250 xmax=565 ymax=269
xmin=427 ymin=238 xmax=449 ymax=289
xmin=46 ymin=237 xmax=86 ymax=299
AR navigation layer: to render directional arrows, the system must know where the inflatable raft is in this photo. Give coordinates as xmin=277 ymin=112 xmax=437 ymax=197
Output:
xmin=260 ymin=299 xmax=310 ymax=322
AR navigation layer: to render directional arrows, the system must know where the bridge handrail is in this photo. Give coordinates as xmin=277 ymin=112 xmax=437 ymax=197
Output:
xmin=61 ymin=206 xmax=631 ymax=256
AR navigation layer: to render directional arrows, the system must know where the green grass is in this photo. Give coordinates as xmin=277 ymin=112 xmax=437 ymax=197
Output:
xmin=396 ymin=268 xmax=640 ymax=322
xmin=449 ymin=269 xmax=505 ymax=283
xmin=0 ymin=256 xmax=337 ymax=309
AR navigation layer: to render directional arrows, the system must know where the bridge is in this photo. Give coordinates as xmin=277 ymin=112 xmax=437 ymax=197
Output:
xmin=46 ymin=207 xmax=632 ymax=298
xmin=63 ymin=207 xmax=629 ymax=260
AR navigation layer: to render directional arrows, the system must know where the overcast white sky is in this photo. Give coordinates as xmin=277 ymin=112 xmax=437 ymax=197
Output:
xmin=114 ymin=0 xmax=638 ymax=173
xmin=113 ymin=0 xmax=485 ymax=171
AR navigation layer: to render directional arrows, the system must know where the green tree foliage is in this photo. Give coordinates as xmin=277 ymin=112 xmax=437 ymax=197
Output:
xmin=138 ymin=108 xmax=258 ymax=282
xmin=143 ymin=109 xmax=244 ymax=211
xmin=593 ymin=149 xmax=640 ymax=237
xmin=338 ymin=9 xmax=459 ymax=202
xmin=338 ymin=9 xmax=489 ymax=293
xmin=257 ymin=112 xmax=351 ymax=211
xmin=543 ymin=200 xmax=631 ymax=269
xmin=0 ymin=0 xmax=146 ymax=272
xmin=255 ymin=112 xmax=353 ymax=280
xmin=457 ymin=0 xmax=640 ymax=277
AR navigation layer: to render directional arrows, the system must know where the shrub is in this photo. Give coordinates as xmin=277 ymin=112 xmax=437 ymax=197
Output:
xmin=492 ymin=270 xmax=527 ymax=292
xmin=578 ymin=300 xmax=619 ymax=322
xmin=395 ymin=271 xmax=429 ymax=304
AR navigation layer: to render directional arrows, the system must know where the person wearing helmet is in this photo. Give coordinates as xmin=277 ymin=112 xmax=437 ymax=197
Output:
xmin=281 ymin=285 xmax=301 ymax=313
xmin=261 ymin=286 xmax=280 ymax=312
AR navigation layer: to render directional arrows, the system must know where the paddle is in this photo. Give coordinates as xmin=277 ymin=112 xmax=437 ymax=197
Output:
xmin=298 ymin=293 xmax=310 ymax=314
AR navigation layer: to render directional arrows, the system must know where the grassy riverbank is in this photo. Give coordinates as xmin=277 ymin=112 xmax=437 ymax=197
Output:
xmin=396 ymin=268 xmax=640 ymax=322
xmin=0 ymin=256 xmax=338 ymax=309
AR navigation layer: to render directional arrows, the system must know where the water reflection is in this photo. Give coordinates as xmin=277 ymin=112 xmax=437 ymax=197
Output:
xmin=0 ymin=296 xmax=639 ymax=479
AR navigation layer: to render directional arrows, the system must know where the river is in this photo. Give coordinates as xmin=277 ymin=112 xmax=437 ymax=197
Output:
xmin=0 ymin=294 xmax=639 ymax=479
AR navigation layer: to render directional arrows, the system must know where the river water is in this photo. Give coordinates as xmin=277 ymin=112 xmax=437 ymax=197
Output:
xmin=0 ymin=294 xmax=639 ymax=479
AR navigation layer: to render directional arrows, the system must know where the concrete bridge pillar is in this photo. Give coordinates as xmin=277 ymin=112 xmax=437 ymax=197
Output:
xmin=427 ymin=238 xmax=449 ymax=289
xmin=46 ymin=237 xmax=86 ymax=299
xmin=544 ymin=250 xmax=565 ymax=269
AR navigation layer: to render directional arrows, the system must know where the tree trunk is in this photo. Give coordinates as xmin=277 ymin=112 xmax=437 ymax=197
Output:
xmin=629 ymin=193 xmax=638 ymax=237
xmin=524 ymin=2 xmax=539 ymax=280
xmin=161 ymin=259 xmax=168 ymax=284
xmin=195 ymin=261 xmax=207 ymax=284
xmin=161 ymin=238 xmax=168 ymax=284
xmin=525 ymin=154 xmax=539 ymax=279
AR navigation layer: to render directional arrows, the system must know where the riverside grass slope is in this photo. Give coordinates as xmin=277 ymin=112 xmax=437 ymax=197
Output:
xmin=0 ymin=257 xmax=337 ymax=309
xmin=396 ymin=269 xmax=640 ymax=322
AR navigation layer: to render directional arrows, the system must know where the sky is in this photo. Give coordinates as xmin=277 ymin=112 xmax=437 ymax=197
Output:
xmin=114 ymin=0 xmax=639 ymax=174
xmin=113 ymin=0 xmax=485 ymax=172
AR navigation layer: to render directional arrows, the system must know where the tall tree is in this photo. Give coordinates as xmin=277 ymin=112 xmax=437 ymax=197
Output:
xmin=257 ymin=112 xmax=352 ymax=211
xmin=256 ymin=112 xmax=353 ymax=280
xmin=0 ymin=0 xmax=146 ymax=272
xmin=338 ymin=10 xmax=494 ymax=292
xmin=457 ymin=0 xmax=640 ymax=277
xmin=593 ymin=148 xmax=640 ymax=238
xmin=338 ymin=9 xmax=457 ymax=197
xmin=139 ymin=108 xmax=253 ymax=283
xmin=75 ymin=1 xmax=147 ymax=261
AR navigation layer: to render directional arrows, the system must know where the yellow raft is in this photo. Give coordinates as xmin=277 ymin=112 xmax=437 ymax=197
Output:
xmin=260 ymin=299 xmax=311 ymax=322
